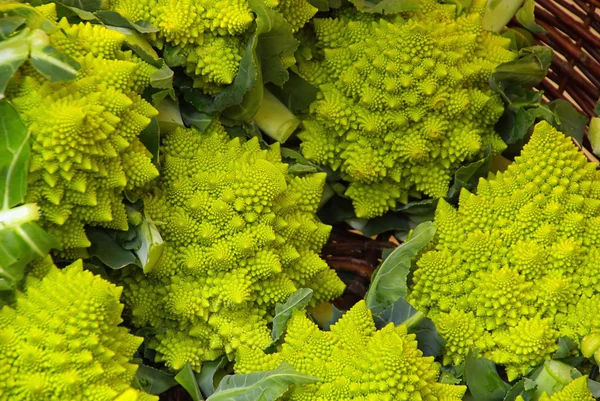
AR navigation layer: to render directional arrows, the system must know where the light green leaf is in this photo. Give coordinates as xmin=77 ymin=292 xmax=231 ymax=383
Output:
xmin=151 ymin=61 xmax=174 ymax=89
xmin=175 ymin=363 xmax=204 ymax=401
xmin=0 ymin=3 xmax=56 ymax=32
xmin=135 ymin=364 xmax=178 ymax=395
xmin=57 ymin=0 xmax=102 ymax=12
xmin=0 ymin=100 xmax=58 ymax=288
xmin=133 ymin=216 xmax=165 ymax=274
xmin=515 ymin=0 xmax=545 ymax=34
xmin=482 ymin=0 xmax=525 ymax=33
xmin=28 ymin=29 xmax=80 ymax=82
xmin=94 ymin=11 xmax=159 ymax=33
xmin=0 ymin=29 xmax=30 ymax=97
xmin=589 ymin=117 xmax=600 ymax=157
xmin=87 ymin=227 xmax=139 ymax=269
xmin=197 ymin=357 xmax=228 ymax=398
xmin=208 ymin=362 xmax=317 ymax=401
xmin=547 ymin=99 xmax=588 ymax=145
xmin=465 ymin=351 xmax=511 ymax=401
xmin=0 ymin=99 xmax=29 ymax=207
xmin=139 ymin=117 xmax=160 ymax=164
xmin=0 ymin=16 xmax=25 ymax=40
xmin=271 ymin=288 xmax=313 ymax=342
xmin=365 ymin=221 xmax=435 ymax=315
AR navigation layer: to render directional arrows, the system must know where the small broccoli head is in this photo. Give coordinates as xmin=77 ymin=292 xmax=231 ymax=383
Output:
xmin=407 ymin=121 xmax=600 ymax=379
xmin=114 ymin=121 xmax=345 ymax=371
xmin=0 ymin=258 xmax=157 ymax=401
xmin=297 ymin=0 xmax=516 ymax=218
xmin=9 ymin=10 xmax=159 ymax=259
xmin=235 ymin=300 xmax=467 ymax=400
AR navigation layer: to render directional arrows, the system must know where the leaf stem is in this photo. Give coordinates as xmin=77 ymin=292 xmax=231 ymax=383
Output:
xmin=0 ymin=203 xmax=40 ymax=229
xmin=253 ymin=88 xmax=300 ymax=143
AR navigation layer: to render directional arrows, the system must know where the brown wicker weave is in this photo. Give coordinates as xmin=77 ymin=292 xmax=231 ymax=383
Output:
xmin=517 ymin=0 xmax=600 ymax=118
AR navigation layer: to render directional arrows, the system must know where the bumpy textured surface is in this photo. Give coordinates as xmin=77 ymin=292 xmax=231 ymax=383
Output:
xmin=9 ymin=7 xmax=159 ymax=258
xmin=109 ymin=0 xmax=317 ymax=94
xmin=235 ymin=300 xmax=466 ymax=400
xmin=0 ymin=259 xmax=157 ymax=401
xmin=114 ymin=121 xmax=345 ymax=371
xmin=407 ymin=121 xmax=600 ymax=380
xmin=538 ymin=376 xmax=595 ymax=401
xmin=297 ymin=0 xmax=516 ymax=218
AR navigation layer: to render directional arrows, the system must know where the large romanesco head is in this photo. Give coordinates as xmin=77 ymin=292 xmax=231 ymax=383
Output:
xmin=107 ymin=0 xmax=317 ymax=94
xmin=235 ymin=300 xmax=466 ymax=400
xmin=8 ymin=5 xmax=159 ymax=258
xmin=297 ymin=0 xmax=517 ymax=218
xmin=0 ymin=257 xmax=157 ymax=401
xmin=406 ymin=121 xmax=600 ymax=380
xmin=113 ymin=121 xmax=345 ymax=371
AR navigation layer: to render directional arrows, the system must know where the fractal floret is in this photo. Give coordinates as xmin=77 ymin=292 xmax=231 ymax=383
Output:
xmin=108 ymin=0 xmax=317 ymax=94
xmin=9 ymin=6 xmax=159 ymax=258
xmin=297 ymin=0 xmax=516 ymax=218
xmin=235 ymin=300 xmax=466 ymax=400
xmin=407 ymin=121 xmax=600 ymax=380
xmin=0 ymin=258 xmax=157 ymax=401
xmin=114 ymin=121 xmax=345 ymax=371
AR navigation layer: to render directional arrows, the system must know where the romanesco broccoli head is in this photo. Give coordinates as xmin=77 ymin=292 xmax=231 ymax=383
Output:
xmin=113 ymin=121 xmax=345 ymax=371
xmin=8 ymin=6 xmax=159 ymax=259
xmin=235 ymin=300 xmax=467 ymax=400
xmin=407 ymin=121 xmax=600 ymax=380
xmin=297 ymin=0 xmax=517 ymax=218
xmin=108 ymin=0 xmax=317 ymax=94
xmin=0 ymin=258 xmax=157 ymax=401
xmin=538 ymin=376 xmax=595 ymax=401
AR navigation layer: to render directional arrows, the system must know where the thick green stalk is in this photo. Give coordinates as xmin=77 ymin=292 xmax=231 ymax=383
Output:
xmin=253 ymin=88 xmax=300 ymax=143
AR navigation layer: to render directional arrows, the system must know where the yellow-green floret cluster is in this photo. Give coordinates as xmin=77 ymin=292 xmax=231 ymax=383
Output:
xmin=297 ymin=0 xmax=517 ymax=218
xmin=235 ymin=300 xmax=466 ymax=400
xmin=0 ymin=258 xmax=157 ymax=401
xmin=108 ymin=0 xmax=317 ymax=94
xmin=407 ymin=121 xmax=600 ymax=380
xmin=8 ymin=6 xmax=159 ymax=258
xmin=114 ymin=121 xmax=345 ymax=371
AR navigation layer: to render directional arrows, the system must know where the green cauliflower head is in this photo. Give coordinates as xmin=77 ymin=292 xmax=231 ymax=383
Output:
xmin=297 ymin=0 xmax=517 ymax=218
xmin=8 ymin=5 xmax=159 ymax=259
xmin=235 ymin=300 xmax=467 ymax=400
xmin=0 ymin=257 xmax=157 ymax=401
xmin=407 ymin=121 xmax=600 ymax=380
xmin=114 ymin=121 xmax=345 ymax=371
xmin=108 ymin=0 xmax=318 ymax=94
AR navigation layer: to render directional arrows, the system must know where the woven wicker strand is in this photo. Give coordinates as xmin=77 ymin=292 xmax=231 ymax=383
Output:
xmin=519 ymin=0 xmax=600 ymax=117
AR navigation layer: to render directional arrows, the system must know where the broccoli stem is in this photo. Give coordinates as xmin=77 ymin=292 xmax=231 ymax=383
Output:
xmin=482 ymin=0 xmax=525 ymax=33
xmin=0 ymin=203 xmax=40 ymax=230
xmin=253 ymin=88 xmax=300 ymax=144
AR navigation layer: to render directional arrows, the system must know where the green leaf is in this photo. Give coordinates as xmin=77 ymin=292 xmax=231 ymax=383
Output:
xmin=94 ymin=11 xmax=158 ymax=33
xmin=151 ymin=61 xmax=174 ymax=89
xmin=465 ymin=351 xmax=511 ymax=401
xmin=361 ymin=213 xmax=409 ymax=237
xmin=271 ymin=288 xmax=313 ymax=342
xmin=281 ymin=147 xmax=320 ymax=174
xmin=588 ymin=117 xmax=600 ymax=157
xmin=308 ymin=302 xmax=344 ymax=330
xmin=501 ymin=28 xmax=536 ymax=51
xmin=176 ymin=363 xmax=204 ymax=401
xmin=139 ymin=117 xmax=160 ymax=164
xmin=0 ymin=3 xmax=56 ymax=33
xmin=547 ymin=99 xmax=588 ymax=144
xmin=588 ymin=380 xmax=600 ymax=398
xmin=554 ymin=336 xmax=578 ymax=360
xmin=515 ymin=0 xmax=545 ymax=34
xmin=306 ymin=0 xmax=330 ymax=11
xmin=57 ymin=0 xmax=102 ymax=11
xmin=133 ymin=216 xmax=164 ymax=274
xmin=207 ymin=362 xmax=317 ymax=401
xmin=105 ymin=26 xmax=160 ymax=66
xmin=181 ymin=106 xmax=214 ymax=132
xmin=163 ymin=44 xmax=187 ymax=67
xmin=0 ymin=16 xmax=25 ymax=40
xmin=0 ymin=99 xmax=29 ymax=207
xmin=28 ymin=30 xmax=80 ymax=83
xmin=197 ymin=357 xmax=228 ymax=398
xmin=446 ymin=147 xmax=492 ymax=201
xmin=267 ymin=73 xmax=317 ymax=114
xmin=364 ymin=221 xmax=436 ymax=315
xmin=135 ymin=364 xmax=178 ymax=395
xmin=0 ymin=29 xmax=30 ymax=97
xmin=503 ymin=378 xmax=536 ymax=401
xmin=482 ymin=0 xmax=525 ymax=33
xmin=348 ymin=0 xmax=420 ymax=14
xmin=87 ymin=227 xmax=139 ymax=269
xmin=492 ymin=46 xmax=552 ymax=88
